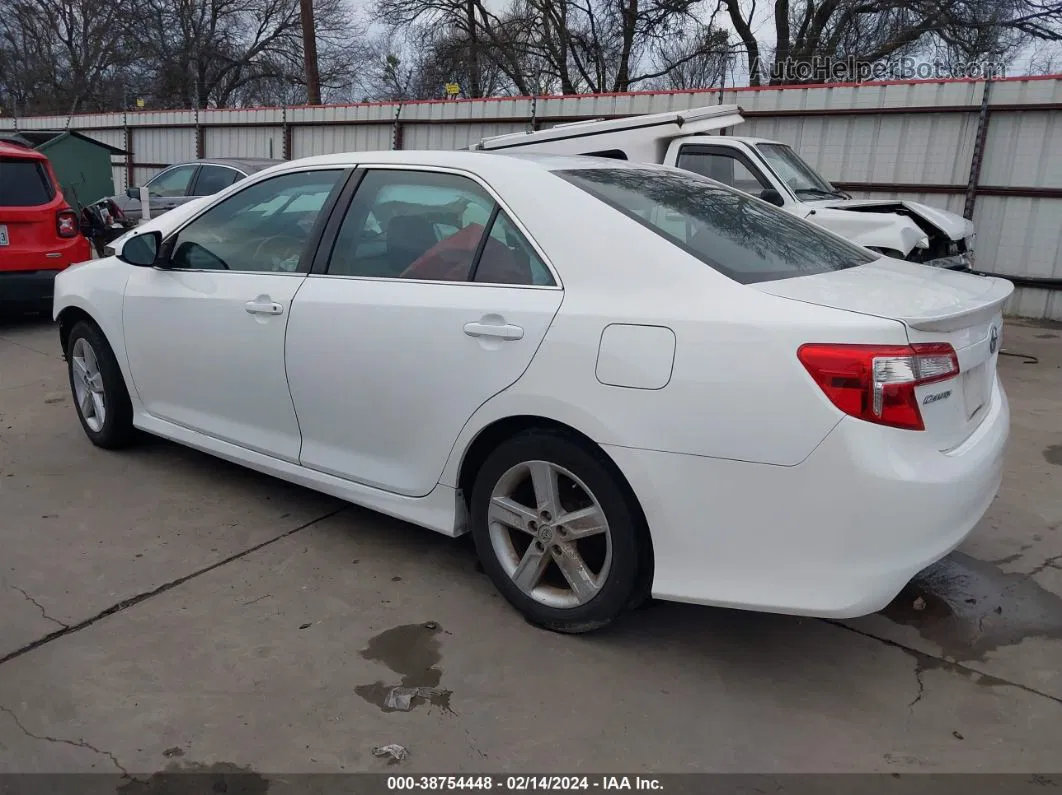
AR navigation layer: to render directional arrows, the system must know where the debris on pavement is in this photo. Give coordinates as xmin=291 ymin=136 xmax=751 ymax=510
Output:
xmin=384 ymin=686 xmax=450 ymax=712
xmin=372 ymin=744 xmax=409 ymax=763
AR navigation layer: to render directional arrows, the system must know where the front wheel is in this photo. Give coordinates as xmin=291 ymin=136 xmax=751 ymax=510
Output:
xmin=469 ymin=430 xmax=649 ymax=633
xmin=66 ymin=320 xmax=135 ymax=449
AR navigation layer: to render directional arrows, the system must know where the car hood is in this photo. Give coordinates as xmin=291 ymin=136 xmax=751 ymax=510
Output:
xmin=806 ymin=198 xmax=974 ymax=241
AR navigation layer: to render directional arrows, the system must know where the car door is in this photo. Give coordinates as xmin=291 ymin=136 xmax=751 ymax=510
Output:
xmin=144 ymin=164 xmax=201 ymax=215
xmin=122 ymin=167 xmax=348 ymax=462
xmin=284 ymin=166 xmax=564 ymax=497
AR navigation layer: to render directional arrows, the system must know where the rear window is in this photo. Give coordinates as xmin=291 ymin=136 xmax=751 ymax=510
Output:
xmin=556 ymin=167 xmax=875 ymax=284
xmin=0 ymin=158 xmax=55 ymax=206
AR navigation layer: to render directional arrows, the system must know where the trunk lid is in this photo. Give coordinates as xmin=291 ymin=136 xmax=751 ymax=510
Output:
xmin=756 ymin=258 xmax=1013 ymax=449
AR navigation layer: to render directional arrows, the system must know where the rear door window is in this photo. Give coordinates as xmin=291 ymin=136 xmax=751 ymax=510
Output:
xmin=326 ymin=169 xmax=554 ymax=286
xmin=0 ymin=158 xmax=55 ymax=206
xmin=557 ymin=167 xmax=875 ymax=284
xmin=192 ymin=165 xmax=241 ymax=196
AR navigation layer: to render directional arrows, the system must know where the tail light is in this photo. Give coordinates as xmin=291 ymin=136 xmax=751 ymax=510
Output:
xmin=57 ymin=209 xmax=79 ymax=238
xmin=797 ymin=343 xmax=959 ymax=431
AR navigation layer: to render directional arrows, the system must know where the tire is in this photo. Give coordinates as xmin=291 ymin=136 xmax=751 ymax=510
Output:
xmin=66 ymin=320 xmax=135 ymax=449
xmin=469 ymin=429 xmax=650 ymax=633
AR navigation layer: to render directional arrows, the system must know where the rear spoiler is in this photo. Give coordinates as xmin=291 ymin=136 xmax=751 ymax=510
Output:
xmin=902 ymin=276 xmax=1014 ymax=333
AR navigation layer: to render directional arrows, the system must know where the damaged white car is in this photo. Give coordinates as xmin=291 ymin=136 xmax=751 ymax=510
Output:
xmin=471 ymin=105 xmax=976 ymax=270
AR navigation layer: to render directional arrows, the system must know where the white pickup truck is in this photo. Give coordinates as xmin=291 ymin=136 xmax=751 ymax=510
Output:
xmin=470 ymin=104 xmax=976 ymax=270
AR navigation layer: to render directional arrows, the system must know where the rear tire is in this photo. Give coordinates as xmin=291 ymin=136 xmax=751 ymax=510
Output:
xmin=469 ymin=429 xmax=649 ymax=633
xmin=66 ymin=320 xmax=135 ymax=449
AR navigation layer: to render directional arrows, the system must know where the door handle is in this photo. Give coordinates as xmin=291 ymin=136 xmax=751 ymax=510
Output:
xmin=463 ymin=321 xmax=524 ymax=341
xmin=245 ymin=300 xmax=284 ymax=316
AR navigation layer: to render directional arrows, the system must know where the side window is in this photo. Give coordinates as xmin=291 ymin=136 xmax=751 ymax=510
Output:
xmin=327 ymin=170 xmax=497 ymax=282
xmin=677 ymin=150 xmax=769 ymax=196
xmin=475 ymin=212 xmax=555 ymax=286
xmin=147 ymin=165 xmax=198 ymax=197
xmin=169 ymin=169 xmax=343 ymax=273
xmin=192 ymin=165 xmax=240 ymax=196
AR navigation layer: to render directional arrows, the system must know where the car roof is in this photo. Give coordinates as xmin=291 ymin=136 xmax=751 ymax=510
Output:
xmin=0 ymin=140 xmax=46 ymax=161
xmin=172 ymin=157 xmax=284 ymax=173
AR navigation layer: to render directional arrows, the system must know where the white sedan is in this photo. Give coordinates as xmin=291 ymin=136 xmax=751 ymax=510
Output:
xmin=54 ymin=150 xmax=1012 ymax=633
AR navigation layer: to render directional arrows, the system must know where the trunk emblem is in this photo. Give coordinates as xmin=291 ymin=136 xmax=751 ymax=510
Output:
xmin=989 ymin=326 xmax=999 ymax=354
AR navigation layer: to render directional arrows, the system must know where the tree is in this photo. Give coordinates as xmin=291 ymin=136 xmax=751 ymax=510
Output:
xmin=721 ymin=0 xmax=1062 ymax=86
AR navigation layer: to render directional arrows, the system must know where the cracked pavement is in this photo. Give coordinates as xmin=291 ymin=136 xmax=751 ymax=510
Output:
xmin=1 ymin=317 xmax=1060 ymax=775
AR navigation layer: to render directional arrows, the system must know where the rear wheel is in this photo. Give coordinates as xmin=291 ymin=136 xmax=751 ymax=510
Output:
xmin=470 ymin=430 xmax=648 ymax=633
xmin=66 ymin=320 xmax=135 ymax=449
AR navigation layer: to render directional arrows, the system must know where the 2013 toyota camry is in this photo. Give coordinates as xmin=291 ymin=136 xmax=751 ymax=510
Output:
xmin=53 ymin=150 xmax=1012 ymax=633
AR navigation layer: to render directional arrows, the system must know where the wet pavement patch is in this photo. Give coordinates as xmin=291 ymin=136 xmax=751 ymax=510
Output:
xmin=882 ymin=552 xmax=1062 ymax=661
xmin=1043 ymin=445 xmax=1062 ymax=466
xmin=354 ymin=622 xmax=454 ymax=713
xmin=117 ymin=762 xmax=269 ymax=794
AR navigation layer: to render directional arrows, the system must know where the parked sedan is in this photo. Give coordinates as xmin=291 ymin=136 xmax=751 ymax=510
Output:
xmin=53 ymin=151 xmax=1011 ymax=633
xmin=109 ymin=157 xmax=282 ymax=224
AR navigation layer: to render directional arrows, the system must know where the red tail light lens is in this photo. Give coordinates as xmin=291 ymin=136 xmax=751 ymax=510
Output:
xmin=57 ymin=209 xmax=79 ymax=238
xmin=797 ymin=343 xmax=959 ymax=431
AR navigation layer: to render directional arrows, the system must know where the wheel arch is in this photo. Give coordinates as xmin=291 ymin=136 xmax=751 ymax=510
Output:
xmin=57 ymin=305 xmax=101 ymax=355
xmin=455 ymin=413 xmax=654 ymax=578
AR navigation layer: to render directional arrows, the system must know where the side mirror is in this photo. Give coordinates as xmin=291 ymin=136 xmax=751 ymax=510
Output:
xmin=759 ymin=188 xmax=785 ymax=207
xmin=118 ymin=231 xmax=162 ymax=267
xmin=126 ymin=186 xmax=141 ymax=199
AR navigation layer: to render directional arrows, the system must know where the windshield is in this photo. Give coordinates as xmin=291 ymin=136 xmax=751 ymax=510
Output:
xmin=556 ymin=167 xmax=875 ymax=285
xmin=756 ymin=143 xmax=843 ymax=199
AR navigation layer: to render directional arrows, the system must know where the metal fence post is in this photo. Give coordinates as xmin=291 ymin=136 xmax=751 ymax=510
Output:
xmin=964 ymin=78 xmax=994 ymax=221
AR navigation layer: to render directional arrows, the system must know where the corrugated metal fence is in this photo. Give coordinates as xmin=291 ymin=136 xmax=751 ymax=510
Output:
xmin=4 ymin=76 xmax=1062 ymax=320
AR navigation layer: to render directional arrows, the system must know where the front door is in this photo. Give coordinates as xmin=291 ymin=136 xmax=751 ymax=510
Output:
xmin=122 ymin=168 xmax=347 ymax=462
xmin=285 ymin=167 xmax=563 ymax=496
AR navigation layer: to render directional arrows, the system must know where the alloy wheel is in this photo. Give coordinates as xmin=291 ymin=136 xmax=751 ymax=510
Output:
xmin=487 ymin=460 xmax=613 ymax=609
xmin=71 ymin=337 xmax=107 ymax=433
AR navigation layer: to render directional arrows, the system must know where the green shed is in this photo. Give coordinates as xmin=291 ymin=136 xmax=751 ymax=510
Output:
xmin=0 ymin=130 xmax=126 ymax=211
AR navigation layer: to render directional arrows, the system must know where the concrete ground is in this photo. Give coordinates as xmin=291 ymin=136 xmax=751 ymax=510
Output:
xmin=0 ymin=315 xmax=1060 ymax=777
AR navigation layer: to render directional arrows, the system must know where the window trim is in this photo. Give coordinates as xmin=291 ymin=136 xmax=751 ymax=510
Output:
xmin=309 ymin=164 xmax=563 ymax=290
xmin=188 ymin=164 xmax=245 ymax=197
xmin=157 ymin=166 xmax=356 ymax=276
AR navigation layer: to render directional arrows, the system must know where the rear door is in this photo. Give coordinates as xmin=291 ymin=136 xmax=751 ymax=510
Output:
xmin=285 ymin=166 xmax=563 ymax=497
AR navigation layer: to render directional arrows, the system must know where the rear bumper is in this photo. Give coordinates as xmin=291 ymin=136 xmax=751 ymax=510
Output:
xmin=0 ymin=269 xmax=61 ymax=306
xmin=605 ymin=377 xmax=1009 ymax=618
xmin=0 ymin=236 xmax=92 ymax=272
